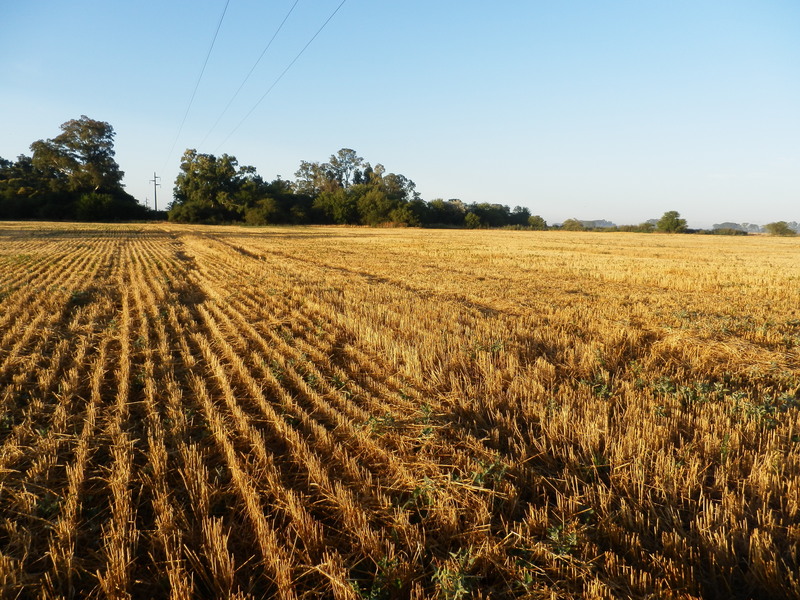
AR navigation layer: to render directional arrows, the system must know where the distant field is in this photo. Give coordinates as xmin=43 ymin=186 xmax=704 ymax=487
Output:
xmin=0 ymin=222 xmax=798 ymax=598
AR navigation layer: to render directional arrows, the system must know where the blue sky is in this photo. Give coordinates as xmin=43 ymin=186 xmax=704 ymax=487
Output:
xmin=2 ymin=1 xmax=798 ymax=227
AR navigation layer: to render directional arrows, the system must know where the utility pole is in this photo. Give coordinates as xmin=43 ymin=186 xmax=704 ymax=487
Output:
xmin=150 ymin=172 xmax=161 ymax=212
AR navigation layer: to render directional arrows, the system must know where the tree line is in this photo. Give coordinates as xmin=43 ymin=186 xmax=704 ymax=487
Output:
xmin=1 ymin=116 xmax=796 ymax=235
xmin=167 ymin=147 xmax=546 ymax=229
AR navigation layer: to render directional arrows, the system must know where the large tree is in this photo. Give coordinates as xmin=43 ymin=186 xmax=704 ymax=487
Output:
xmin=327 ymin=148 xmax=363 ymax=188
xmin=656 ymin=210 xmax=687 ymax=233
xmin=294 ymin=148 xmax=364 ymax=195
xmin=300 ymin=149 xmax=422 ymax=226
xmin=30 ymin=115 xmax=124 ymax=194
xmin=169 ymin=149 xmax=256 ymax=223
xmin=294 ymin=160 xmax=332 ymax=196
xmin=2 ymin=116 xmax=145 ymax=220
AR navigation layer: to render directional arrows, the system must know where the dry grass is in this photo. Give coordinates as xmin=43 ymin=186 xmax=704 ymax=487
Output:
xmin=0 ymin=222 xmax=797 ymax=598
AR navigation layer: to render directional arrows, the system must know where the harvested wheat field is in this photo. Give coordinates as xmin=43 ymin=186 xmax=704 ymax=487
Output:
xmin=0 ymin=222 xmax=798 ymax=599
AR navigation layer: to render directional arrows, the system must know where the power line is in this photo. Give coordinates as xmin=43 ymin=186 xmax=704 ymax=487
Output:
xmin=197 ymin=0 xmax=301 ymax=149
xmin=162 ymin=0 xmax=231 ymax=171
xmin=214 ymin=0 xmax=347 ymax=153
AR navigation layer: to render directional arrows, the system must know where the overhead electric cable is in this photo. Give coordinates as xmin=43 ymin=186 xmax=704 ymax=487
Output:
xmin=198 ymin=0 xmax=300 ymax=149
xmin=162 ymin=0 xmax=231 ymax=171
xmin=214 ymin=0 xmax=347 ymax=153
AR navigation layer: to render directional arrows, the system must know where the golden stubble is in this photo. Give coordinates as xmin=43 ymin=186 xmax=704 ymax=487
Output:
xmin=0 ymin=222 xmax=796 ymax=598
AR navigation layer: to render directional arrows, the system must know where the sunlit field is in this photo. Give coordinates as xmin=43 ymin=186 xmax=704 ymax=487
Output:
xmin=0 ymin=222 xmax=798 ymax=599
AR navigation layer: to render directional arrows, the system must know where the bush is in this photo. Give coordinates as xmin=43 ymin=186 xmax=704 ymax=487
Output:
xmin=560 ymin=218 xmax=585 ymax=231
xmin=464 ymin=213 xmax=483 ymax=229
xmin=704 ymin=228 xmax=748 ymax=236
xmin=75 ymin=192 xmax=147 ymax=221
xmin=243 ymin=197 xmax=279 ymax=225
xmin=75 ymin=193 xmax=115 ymax=221
xmin=528 ymin=215 xmax=547 ymax=230
xmin=765 ymin=221 xmax=796 ymax=236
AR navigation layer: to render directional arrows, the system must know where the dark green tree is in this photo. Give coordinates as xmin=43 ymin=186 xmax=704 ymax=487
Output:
xmin=312 ymin=188 xmax=359 ymax=224
xmin=427 ymin=199 xmax=466 ymax=226
xmin=244 ymin=196 xmax=280 ymax=225
xmin=380 ymin=171 xmax=418 ymax=203
xmin=656 ymin=211 xmax=687 ymax=233
xmin=511 ymin=206 xmax=532 ymax=226
xmin=169 ymin=149 xmax=257 ymax=223
xmin=355 ymin=186 xmax=394 ymax=226
xmin=0 ymin=155 xmax=44 ymax=218
xmin=464 ymin=212 xmax=483 ymax=228
xmin=399 ymin=198 xmax=429 ymax=227
xmin=75 ymin=193 xmax=116 ymax=221
xmin=298 ymin=150 xmax=420 ymax=226
xmin=30 ymin=115 xmax=124 ymax=194
xmin=468 ymin=203 xmax=512 ymax=227
xmin=243 ymin=178 xmax=311 ymax=225
xmin=2 ymin=117 xmax=145 ymax=220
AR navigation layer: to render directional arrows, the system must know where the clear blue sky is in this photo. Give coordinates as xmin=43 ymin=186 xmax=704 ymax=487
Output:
xmin=2 ymin=1 xmax=798 ymax=227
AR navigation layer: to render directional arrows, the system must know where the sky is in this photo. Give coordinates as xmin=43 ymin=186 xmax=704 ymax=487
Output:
xmin=2 ymin=0 xmax=798 ymax=228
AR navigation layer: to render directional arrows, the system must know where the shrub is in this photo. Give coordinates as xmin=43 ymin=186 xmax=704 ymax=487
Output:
xmin=765 ymin=221 xmax=796 ymax=236
xmin=528 ymin=215 xmax=548 ymax=230
xmin=464 ymin=213 xmax=483 ymax=229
